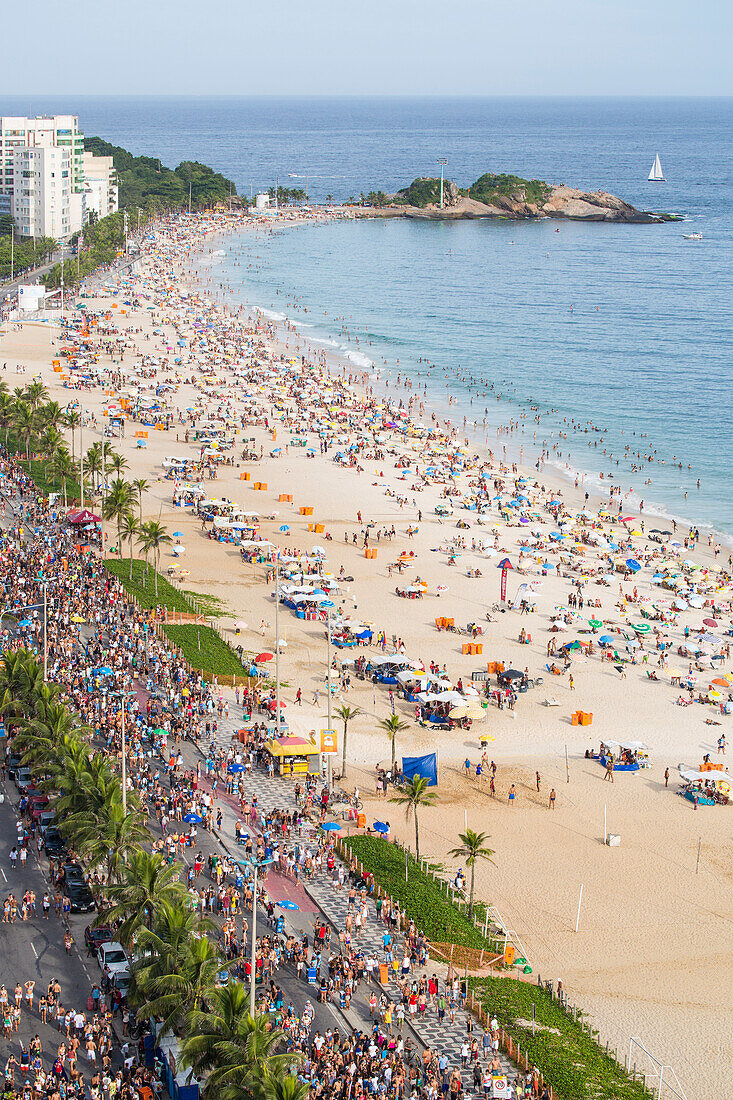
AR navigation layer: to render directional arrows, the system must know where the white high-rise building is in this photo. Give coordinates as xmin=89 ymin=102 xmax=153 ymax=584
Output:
xmin=0 ymin=114 xmax=85 ymax=238
xmin=11 ymin=146 xmax=77 ymax=239
xmin=82 ymin=152 xmax=118 ymax=220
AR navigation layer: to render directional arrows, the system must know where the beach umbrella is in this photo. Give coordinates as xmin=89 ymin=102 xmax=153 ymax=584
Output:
xmin=172 ymin=531 xmax=184 ymax=537
xmin=372 ymin=822 xmax=389 ymax=834
xmin=255 ymin=652 xmax=273 ymax=662
xmin=588 ymin=619 xmax=602 ymax=629
xmin=70 ymin=614 xmax=86 ymax=624
xmin=277 ymin=900 xmax=300 ymax=910
xmin=173 ymin=545 xmax=186 ymax=555
xmin=95 ymin=666 xmax=113 ymax=676
xmin=183 ymin=813 xmax=203 ymax=824
xmin=703 ymin=618 xmax=718 ymax=628
xmin=625 ymin=559 xmax=641 ymax=572
xmin=711 ymin=678 xmax=729 ymax=688
xmin=228 ymin=763 xmax=245 ymax=773
xmin=279 ymin=525 xmax=290 ymax=532
xmin=599 ymin=634 xmax=615 ymax=645
xmin=18 ymin=619 xmax=33 ymax=627
xmin=321 ymin=822 xmax=341 ymax=832
xmin=633 ymin=623 xmax=651 ymax=633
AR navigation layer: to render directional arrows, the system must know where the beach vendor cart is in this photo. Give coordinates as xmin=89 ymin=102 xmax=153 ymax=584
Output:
xmin=263 ymin=735 xmax=321 ymax=777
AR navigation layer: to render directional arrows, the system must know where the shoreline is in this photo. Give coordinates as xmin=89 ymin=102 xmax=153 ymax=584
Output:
xmin=196 ymin=213 xmax=733 ymax=553
xmin=2 ymin=210 xmax=731 ymax=1097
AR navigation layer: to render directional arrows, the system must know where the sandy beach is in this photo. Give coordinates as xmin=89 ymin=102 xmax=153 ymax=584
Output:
xmin=2 ymin=210 xmax=731 ymax=1097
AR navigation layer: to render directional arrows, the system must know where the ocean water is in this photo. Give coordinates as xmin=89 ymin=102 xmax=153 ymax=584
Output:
xmin=5 ymin=95 xmax=731 ymax=534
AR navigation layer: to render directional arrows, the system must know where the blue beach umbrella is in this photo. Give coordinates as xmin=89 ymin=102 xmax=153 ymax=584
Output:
xmin=277 ymin=900 xmax=300 ymax=910
xmin=372 ymin=821 xmax=389 ymax=834
xmin=228 ymin=763 xmax=245 ymax=773
xmin=183 ymin=812 xmax=203 ymax=824
xmin=599 ymin=634 xmax=615 ymax=645
xmin=18 ymin=619 xmax=33 ymax=627
xmin=626 ymin=559 xmax=641 ymax=572
xmin=279 ymin=525 xmax=290 ymax=532
xmin=95 ymin=666 xmax=113 ymax=676
xmin=321 ymin=822 xmax=341 ymax=832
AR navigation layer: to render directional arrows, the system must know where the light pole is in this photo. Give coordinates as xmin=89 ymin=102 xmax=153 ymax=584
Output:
xmin=438 ymin=159 xmax=447 ymax=210
xmin=110 ymin=684 xmax=128 ymax=815
xmin=237 ymin=856 xmax=273 ymax=1016
xmin=326 ymin=607 xmax=333 ymax=791
xmin=274 ymin=555 xmax=281 ymax=733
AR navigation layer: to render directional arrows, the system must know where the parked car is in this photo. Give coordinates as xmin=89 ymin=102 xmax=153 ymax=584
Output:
xmin=65 ymin=879 xmax=96 ymax=913
xmin=38 ymin=810 xmax=56 ymax=831
xmin=6 ymin=753 xmax=23 ymax=778
xmin=29 ymin=795 xmax=50 ymax=822
xmin=85 ymin=924 xmax=114 ymax=953
xmin=15 ymin=766 xmax=33 ymax=789
xmin=43 ymin=827 xmax=68 ymax=859
xmin=97 ymin=942 xmax=129 ymax=979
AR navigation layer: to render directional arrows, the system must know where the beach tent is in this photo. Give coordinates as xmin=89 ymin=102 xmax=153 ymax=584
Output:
xmin=402 ymin=752 xmax=438 ymax=787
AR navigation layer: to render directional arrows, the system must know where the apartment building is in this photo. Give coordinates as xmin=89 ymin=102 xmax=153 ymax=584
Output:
xmin=0 ymin=114 xmax=85 ymax=238
xmin=82 ymin=152 xmax=118 ymax=220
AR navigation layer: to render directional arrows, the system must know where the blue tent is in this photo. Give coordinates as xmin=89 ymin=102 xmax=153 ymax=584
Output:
xmin=402 ymin=752 xmax=438 ymax=787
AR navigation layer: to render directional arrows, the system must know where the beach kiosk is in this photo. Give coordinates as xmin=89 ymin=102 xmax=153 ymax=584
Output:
xmin=263 ymin=735 xmax=321 ymax=777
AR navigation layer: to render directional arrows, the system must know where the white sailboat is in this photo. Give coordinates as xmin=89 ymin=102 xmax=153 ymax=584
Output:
xmin=648 ymin=154 xmax=665 ymax=182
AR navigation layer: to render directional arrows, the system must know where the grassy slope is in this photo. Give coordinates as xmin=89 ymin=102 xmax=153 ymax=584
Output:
xmin=343 ymin=835 xmax=487 ymax=948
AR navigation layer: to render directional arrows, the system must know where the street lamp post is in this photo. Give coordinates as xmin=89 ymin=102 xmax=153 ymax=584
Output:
xmin=437 ymin=159 xmax=448 ymax=210
xmin=326 ymin=607 xmax=333 ymax=791
xmin=237 ymin=856 xmax=274 ymax=1016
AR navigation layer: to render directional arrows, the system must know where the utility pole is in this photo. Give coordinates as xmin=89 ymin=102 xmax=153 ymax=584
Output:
xmin=10 ymin=226 xmax=13 ymax=283
xmin=79 ymin=410 xmax=84 ymax=510
xmin=123 ymin=210 xmax=128 ymax=256
xmin=274 ymin=556 xmax=280 ymax=732
xmin=188 ymin=181 xmax=192 ymax=215
xmin=275 ymin=176 xmax=279 ymax=215
xmin=438 ymin=158 xmax=447 ymax=209
xmin=42 ymin=581 xmax=47 ymax=681
xmin=120 ymin=683 xmax=127 ymax=815
xmin=326 ymin=607 xmax=332 ymax=790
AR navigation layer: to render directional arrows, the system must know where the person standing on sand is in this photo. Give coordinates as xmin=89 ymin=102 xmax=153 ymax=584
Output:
xmin=664 ymin=767 xmax=670 ymax=787
xmin=604 ymin=760 xmax=614 ymax=783
xmin=535 ymin=771 xmax=541 ymax=792
xmin=508 ymin=784 xmax=516 ymax=805
xmin=568 ymin=674 xmax=575 ymax=691
xmin=549 ymin=788 xmax=556 ymax=809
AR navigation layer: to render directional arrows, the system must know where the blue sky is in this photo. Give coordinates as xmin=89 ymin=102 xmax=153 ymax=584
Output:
xmin=2 ymin=0 xmax=731 ymax=96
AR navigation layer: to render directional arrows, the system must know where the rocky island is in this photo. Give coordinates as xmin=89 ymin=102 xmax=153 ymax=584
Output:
xmin=371 ymin=172 xmax=672 ymax=223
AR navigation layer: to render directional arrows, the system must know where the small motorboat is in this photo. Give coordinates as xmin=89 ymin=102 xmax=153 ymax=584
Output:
xmin=683 ymin=233 xmax=703 ymax=241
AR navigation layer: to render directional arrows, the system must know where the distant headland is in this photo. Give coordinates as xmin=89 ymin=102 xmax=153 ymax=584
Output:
xmin=363 ymin=173 xmax=676 ymax=223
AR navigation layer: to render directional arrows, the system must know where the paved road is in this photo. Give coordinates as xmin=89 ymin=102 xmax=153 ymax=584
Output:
xmin=0 ymin=772 xmax=101 ymax=1075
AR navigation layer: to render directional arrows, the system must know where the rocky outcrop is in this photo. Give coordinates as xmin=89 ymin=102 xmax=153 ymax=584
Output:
xmin=379 ymin=179 xmax=673 ymax=224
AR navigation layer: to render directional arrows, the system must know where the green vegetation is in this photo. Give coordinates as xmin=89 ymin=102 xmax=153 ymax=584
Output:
xmin=393 ymin=177 xmax=446 ymax=207
xmin=468 ymin=172 xmax=550 ymax=207
xmin=4 ymin=648 xmax=299 ymax=1094
xmin=103 ymin=559 xmax=193 ymax=613
xmin=391 ymin=172 xmax=551 ymax=210
xmin=163 ymin=624 xmax=247 ymax=678
xmin=0 ymin=223 xmax=57 ymax=280
xmin=471 ymin=977 xmax=652 ymax=1100
xmin=43 ymin=210 xmax=128 ymax=290
xmin=342 ymin=835 xmax=487 ymax=948
xmin=85 ymin=136 xmax=237 ymax=213
xmin=17 ymin=458 xmax=81 ymax=502
xmin=182 ymin=590 xmax=227 ymax=617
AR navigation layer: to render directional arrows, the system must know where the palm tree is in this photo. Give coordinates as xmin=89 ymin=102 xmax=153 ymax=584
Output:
xmin=334 ymin=703 xmax=361 ymax=780
xmin=134 ymin=927 xmax=221 ymax=1036
xmin=390 ymin=775 xmax=438 ymax=863
xmin=50 ymin=447 xmax=77 ymax=507
xmin=378 ymin=714 xmax=409 ymax=775
xmin=120 ymin=513 xmax=139 ymax=580
xmin=24 ymin=380 xmax=48 ymax=412
xmin=13 ymin=401 xmax=36 ymax=461
xmin=103 ymin=479 xmax=135 ymax=556
xmin=0 ymin=649 xmax=45 ymax=716
xmin=263 ymin=1073 xmax=310 ymax=1100
xmin=104 ymin=852 xmax=188 ymax=943
xmin=180 ymin=984 xmax=296 ymax=1100
xmin=70 ymin=800 xmax=150 ymax=885
xmin=138 ymin=520 xmax=171 ymax=596
xmin=63 ymin=407 xmax=81 ymax=460
xmin=0 ymin=393 xmax=16 ymax=448
xmin=85 ymin=442 xmax=102 ymax=491
xmin=38 ymin=399 xmax=65 ymax=433
xmin=449 ymin=829 xmax=496 ymax=918
xmin=107 ymin=452 xmax=128 ymax=478
xmin=131 ymin=477 xmax=149 ymax=521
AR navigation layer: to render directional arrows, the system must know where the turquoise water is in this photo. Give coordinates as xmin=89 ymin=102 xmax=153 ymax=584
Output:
xmin=5 ymin=95 xmax=730 ymax=533
xmin=218 ymin=210 xmax=732 ymax=538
